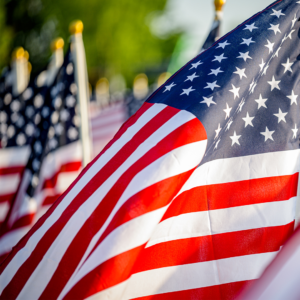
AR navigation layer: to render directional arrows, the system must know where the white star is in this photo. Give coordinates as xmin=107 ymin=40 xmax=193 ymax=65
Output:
xmin=282 ymin=33 xmax=288 ymax=43
xmin=68 ymin=127 xmax=78 ymax=140
xmin=189 ymin=61 xmax=203 ymax=70
xmin=282 ymin=58 xmax=293 ymax=73
xmin=215 ymin=123 xmax=222 ymax=138
xmin=208 ymin=67 xmax=224 ymax=76
xmin=212 ymin=53 xmax=227 ymax=63
xmin=60 ymin=109 xmax=70 ymax=122
xmin=226 ymin=119 xmax=233 ymax=131
xmin=214 ymin=139 xmax=221 ymax=149
xmin=274 ymin=47 xmax=281 ymax=58
xmin=240 ymin=37 xmax=255 ymax=46
xmin=185 ymin=72 xmax=199 ymax=82
xmin=238 ymin=99 xmax=246 ymax=112
xmin=204 ymin=81 xmax=220 ymax=91
xmin=229 ymin=84 xmax=240 ymax=99
xmin=287 ymin=90 xmax=298 ymax=105
xmin=250 ymin=81 xmax=257 ymax=94
xmin=180 ymin=86 xmax=195 ymax=96
xmin=223 ymin=103 xmax=232 ymax=119
xmin=259 ymin=59 xmax=266 ymax=71
xmin=292 ymin=14 xmax=297 ymax=28
xmin=255 ymin=94 xmax=268 ymax=109
xmin=201 ymin=96 xmax=216 ymax=107
xmin=262 ymin=64 xmax=269 ymax=75
xmin=233 ymin=67 xmax=247 ymax=80
xmin=268 ymin=23 xmax=281 ymax=35
xmin=274 ymin=108 xmax=287 ymax=123
xmin=292 ymin=124 xmax=298 ymax=139
xmin=288 ymin=29 xmax=296 ymax=39
xmin=237 ymin=51 xmax=252 ymax=62
xmin=242 ymin=112 xmax=254 ymax=127
xmin=217 ymin=40 xmax=230 ymax=49
xmin=163 ymin=82 xmax=176 ymax=92
xmin=261 ymin=127 xmax=275 ymax=142
xmin=268 ymin=76 xmax=280 ymax=91
xmin=244 ymin=22 xmax=258 ymax=32
xmin=230 ymin=131 xmax=241 ymax=146
xmin=265 ymin=40 xmax=274 ymax=53
xmin=271 ymin=9 xmax=285 ymax=18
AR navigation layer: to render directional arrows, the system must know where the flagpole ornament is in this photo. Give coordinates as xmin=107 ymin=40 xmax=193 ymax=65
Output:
xmin=214 ymin=0 xmax=226 ymax=20
xmin=51 ymin=37 xmax=64 ymax=51
xmin=69 ymin=20 xmax=91 ymax=167
xmin=11 ymin=47 xmax=30 ymax=95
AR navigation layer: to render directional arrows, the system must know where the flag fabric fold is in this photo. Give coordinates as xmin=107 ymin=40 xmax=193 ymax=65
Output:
xmin=1 ymin=0 xmax=300 ymax=299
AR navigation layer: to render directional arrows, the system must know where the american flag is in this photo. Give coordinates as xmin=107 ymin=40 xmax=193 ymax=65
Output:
xmin=0 ymin=81 xmax=42 ymax=230
xmin=0 ymin=0 xmax=300 ymax=299
xmin=0 ymin=48 xmax=82 ymax=262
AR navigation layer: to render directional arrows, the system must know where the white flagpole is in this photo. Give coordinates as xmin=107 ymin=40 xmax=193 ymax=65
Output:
xmin=11 ymin=47 xmax=30 ymax=96
xmin=46 ymin=38 xmax=65 ymax=86
xmin=69 ymin=20 xmax=91 ymax=167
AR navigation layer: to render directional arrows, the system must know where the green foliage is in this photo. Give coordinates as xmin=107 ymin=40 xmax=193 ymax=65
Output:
xmin=3 ymin=0 xmax=178 ymax=86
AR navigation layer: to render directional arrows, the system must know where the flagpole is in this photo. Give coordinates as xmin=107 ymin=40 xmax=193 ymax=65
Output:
xmin=11 ymin=47 xmax=30 ymax=96
xmin=69 ymin=20 xmax=91 ymax=167
xmin=214 ymin=0 xmax=226 ymax=21
xmin=46 ymin=37 xmax=65 ymax=86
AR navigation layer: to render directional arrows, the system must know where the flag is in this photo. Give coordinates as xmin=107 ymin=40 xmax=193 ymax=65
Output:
xmin=0 ymin=81 xmax=43 ymax=229
xmin=237 ymin=224 xmax=300 ymax=300
xmin=0 ymin=49 xmax=82 ymax=262
xmin=90 ymin=102 xmax=127 ymax=159
xmin=0 ymin=0 xmax=300 ymax=299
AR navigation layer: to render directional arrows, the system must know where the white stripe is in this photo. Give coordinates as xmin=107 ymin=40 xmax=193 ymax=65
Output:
xmin=22 ymin=125 xmax=202 ymax=300
xmin=0 ymin=103 xmax=166 ymax=294
xmin=0 ymin=146 xmax=29 ymax=168
xmin=91 ymin=111 xmax=125 ymax=127
xmin=0 ymin=227 xmax=31 ymax=256
xmin=178 ymin=149 xmax=300 ymax=197
xmin=92 ymin=124 xmax=122 ymax=140
xmin=85 ymin=280 xmax=128 ymax=300
xmin=0 ymin=174 xmax=20 ymax=196
xmin=147 ymin=197 xmax=296 ymax=248
xmin=120 ymin=252 xmax=277 ymax=300
xmin=0 ymin=202 xmax=9 ymax=222
xmin=38 ymin=142 xmax=82 ymax=180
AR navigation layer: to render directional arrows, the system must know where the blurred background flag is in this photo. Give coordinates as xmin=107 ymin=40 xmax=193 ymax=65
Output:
xmin=0 ymin=45 xmax=82 ymax=263
xmin=199 ymin=0 xmax=225 ymax=53
xmin=237 ymin=224 xmax=300 ymax=300
xmin=1 ymin=1 xmax=300 ymax=299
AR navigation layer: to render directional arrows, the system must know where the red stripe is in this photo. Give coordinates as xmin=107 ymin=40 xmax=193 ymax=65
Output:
xmin=0 ymin=104 xmax=180 ymax=297
xmin=0 ymin=166 xmax=24 ymax=176
xmin=62 ymin=244 xmax=146 ymax=300
xmin=40 ymin=117 xmax=206 ymax=299
xmin=0 ymin=193 xmax=15 ymax=204
xmin=132 ymin=280 xmax=252 ymax=300
xmin=63 ymin=223 xmax=292 ymax=299
xmin=42 ymin=161 xmax=82 ymax=190
xmin=162 ymin=173 xmax=299 ymax=222
xmin=133 ymin=222 xmax=294 ymax=274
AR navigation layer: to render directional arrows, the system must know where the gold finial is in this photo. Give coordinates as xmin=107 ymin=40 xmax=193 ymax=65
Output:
xmin=69 ymin=20 xmax=84 ymax=35
xmin=12 ymin=47 xmax=25 ymax=60
xmin=51 ymin=38 xmax=64 ymax=51
xmin=214 ymin=0 xmax=226 ymax=12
